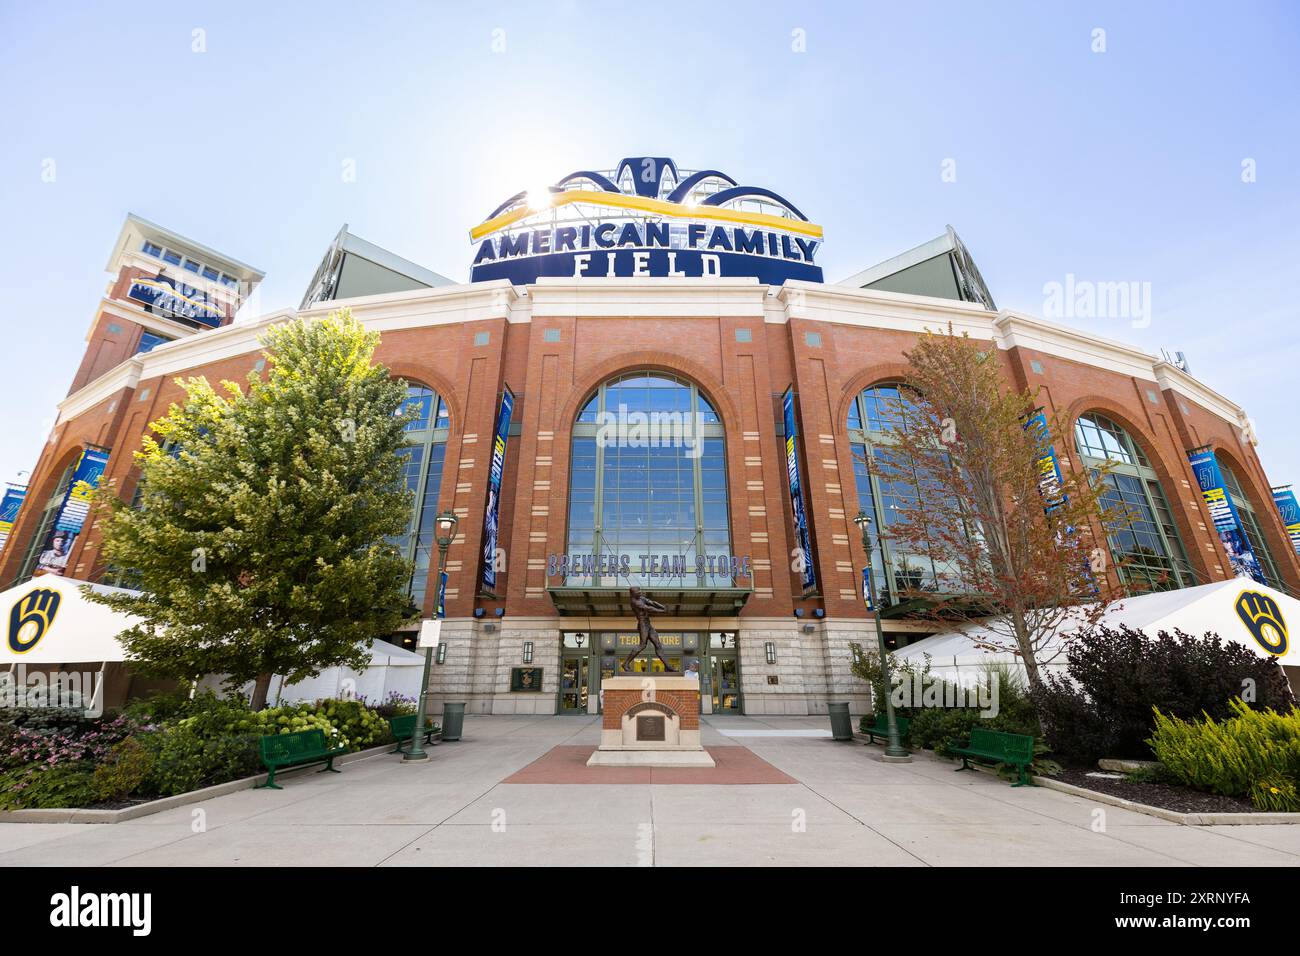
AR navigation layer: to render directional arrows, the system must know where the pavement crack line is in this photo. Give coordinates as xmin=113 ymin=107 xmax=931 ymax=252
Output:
xmin=795 ymin=778 xmax=932 ymax=867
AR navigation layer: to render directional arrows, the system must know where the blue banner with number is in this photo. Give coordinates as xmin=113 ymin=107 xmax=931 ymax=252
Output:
xmin=481 ymin=386 xmax=515 ymax=593
xmin=36 ymin=448 xmax=110 ymax=576
xmin=782 ymin=387 xmax=816 ymax=592
xmin=1189 ymin=448 xmax=1265 ymax=584
xmin=0 ymin=485 xmax=26 ymax=555
xmin=1025 ymin=411 xmax=1066 ymax=513
xmin=1272 ymin=487 xmax=1300 ymax=557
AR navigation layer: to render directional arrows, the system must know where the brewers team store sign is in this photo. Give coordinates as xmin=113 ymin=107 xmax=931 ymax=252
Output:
xmin=469 ymin=157 xmax=824 ymax=285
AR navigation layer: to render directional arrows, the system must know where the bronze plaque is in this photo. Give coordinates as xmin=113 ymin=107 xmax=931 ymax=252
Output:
xmin=637 ymin=715 xmax=666 ymax=741
xmin=510 ymin=667 xmax=543 ymax=692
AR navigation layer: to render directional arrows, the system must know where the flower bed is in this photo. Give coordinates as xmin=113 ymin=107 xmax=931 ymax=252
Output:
xmin=0 ymin=690 xmax=416 ymax=811
xmin=1052 ymin=766 xmax=1257 ymax=814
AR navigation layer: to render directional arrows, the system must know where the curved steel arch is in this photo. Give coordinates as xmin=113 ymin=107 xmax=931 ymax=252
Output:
xmin=701 ymin=185 xmax=810 ymax=222
xmin=665 ymin=169 xmax=738 ymax=204
xmin=554 ymin=170 xmax=621 ymax=193
xmin=484 ymin=190 xmax=529 ymax=221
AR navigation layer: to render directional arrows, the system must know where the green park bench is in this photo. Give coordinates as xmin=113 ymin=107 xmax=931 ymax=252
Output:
xmin=388 ymin=714 xmax=442 ymax=754
xmin=256 ymin=729 xmax=347 ymax=790
xmin=861 ymin=713 xmax=910 ymax=746
xmin=951 ymin=728 xmax=1035 ymax=787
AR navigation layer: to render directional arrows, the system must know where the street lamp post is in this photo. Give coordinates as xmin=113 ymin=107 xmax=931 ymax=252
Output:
xmin=404 ymin=510 xmax=459 ymax=762
xmin=853 ymin=510 xmax=911 ymax=762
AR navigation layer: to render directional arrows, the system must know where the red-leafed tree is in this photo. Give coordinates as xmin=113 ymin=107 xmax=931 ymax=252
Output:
xmin=856 ymin=326 xmax=1135 ymax=693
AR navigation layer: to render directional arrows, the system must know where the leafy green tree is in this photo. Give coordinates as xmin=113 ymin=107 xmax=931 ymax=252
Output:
xmin=88 ymin=310 xmax=417 ymax=709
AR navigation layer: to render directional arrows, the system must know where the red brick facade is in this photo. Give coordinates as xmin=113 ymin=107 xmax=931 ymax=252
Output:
xmin=4 ymin=279 xmax=1298 ymax=627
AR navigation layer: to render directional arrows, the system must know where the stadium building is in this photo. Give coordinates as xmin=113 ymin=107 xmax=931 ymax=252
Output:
xmin=3 ymin=159 xmax=1299 ymax=716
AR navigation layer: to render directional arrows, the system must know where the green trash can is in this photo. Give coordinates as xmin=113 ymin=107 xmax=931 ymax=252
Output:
xmin=440 ymin=702 xmax=466 ymax=741
xmin=827 ymin=702 xmax=852 ymax=741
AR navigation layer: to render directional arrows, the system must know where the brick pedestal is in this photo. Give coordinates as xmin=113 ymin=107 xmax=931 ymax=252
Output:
xmin=587 ymin=675 xmax=715 ymax=767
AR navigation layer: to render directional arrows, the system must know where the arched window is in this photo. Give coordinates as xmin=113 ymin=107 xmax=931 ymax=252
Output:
xmin=1220 ymin=460 xmax=1282 ymax=588
xmin=15 ymin=461 xmax=77 ymax=584
xmin=565 ymin=372 xmax=731 ymax=588
xmin=1074 ymin=413 xmax=1194 ymax=591
xmin=847 ymin=384 xmax=962 ymax=605
xmin=394 ymin=383 xmax=450 ymax=609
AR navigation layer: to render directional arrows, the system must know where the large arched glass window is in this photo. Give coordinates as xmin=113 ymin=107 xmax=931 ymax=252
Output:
xmin=1074 ymin=413 xmax=1193 ymax=591
xmin=15 ymin=462 xmax=76 ymax=584
xmin=394 ymin=384 xmax=450 ymax=609
xmin=847 ymin=384 xmax=962 ymax=606
xmin=566 ymin=372 xmax=731 ymax=588
xmin=1220 ymin=460 xmax=1282 ymax=588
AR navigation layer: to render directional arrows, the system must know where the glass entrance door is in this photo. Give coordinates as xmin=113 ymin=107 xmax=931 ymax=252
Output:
xmin=559 ymin=653 xmax=590 ymax=713
xmin=708 ymin=652 xmax=741 ymax=712
xmin=707 ymin=632 xmax=742 ymax=713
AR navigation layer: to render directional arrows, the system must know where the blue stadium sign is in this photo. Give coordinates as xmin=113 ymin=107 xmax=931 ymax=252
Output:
xmin=469 ymin=157 xmax=824 ymax=285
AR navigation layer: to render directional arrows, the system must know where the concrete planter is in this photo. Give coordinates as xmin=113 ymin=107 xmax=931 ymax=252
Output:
xmin=1032 ymin=774 xmax=1300 ymax=826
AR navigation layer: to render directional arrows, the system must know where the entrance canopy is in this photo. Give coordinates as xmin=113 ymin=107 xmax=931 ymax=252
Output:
xmin=1 ymin=575 xmax=139 ymax=665
xmin=893 ymin=579 xmax=1300 ymax=680
xmin=547 ymin=585 xmax=752 ymax=617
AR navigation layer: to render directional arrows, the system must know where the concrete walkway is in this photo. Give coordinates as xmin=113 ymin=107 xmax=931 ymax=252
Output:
xmin=2 ymin=715 xmax=1299 ymax=867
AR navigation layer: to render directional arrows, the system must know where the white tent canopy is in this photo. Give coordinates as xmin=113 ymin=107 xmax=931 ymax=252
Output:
xmin=894 ymin=579 xmax=1300 ymax=682
xmin=197 ymin=638 xmax=427 ymax=707
xmin=1 ymin=574 xmax=425 ymax=706
xmin=1 ymin=574 xmax=140 ymax=665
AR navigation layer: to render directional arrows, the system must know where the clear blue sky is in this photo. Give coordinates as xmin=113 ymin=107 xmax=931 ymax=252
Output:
xmin=1 ymin=1 xmax=1297 ymax=492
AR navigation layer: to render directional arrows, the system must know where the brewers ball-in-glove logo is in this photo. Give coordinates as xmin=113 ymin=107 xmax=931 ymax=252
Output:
xmin=1234 ymin=589 xmax=1288 ymax=656
xmin=8 ymin=588 xmax=61 ymax=653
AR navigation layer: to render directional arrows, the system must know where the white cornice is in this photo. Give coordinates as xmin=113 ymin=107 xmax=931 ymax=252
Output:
xmin=299 ymin=280 xmax=518 ymax=328
xmin=994 ymin=311 xmax=1161 ymax=383
xmin=56 ymin=280 xmax=1246 ymax=430
xmin=57 ymin=361 xmax=141 ymax=423
xmin=777 ymin=280 xmax=996 ymax=338
xmin=1154 ymin=361 xmax=1245 ymax=426
xmin=107 ymin=214 xmax=265 ymax=281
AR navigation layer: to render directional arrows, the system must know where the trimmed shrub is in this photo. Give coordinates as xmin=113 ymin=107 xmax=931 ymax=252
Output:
xmin=122 ymin=688 xmax=201 ymax=724
xmin=1035 ymin=626 xmax=1295 ymax=763
xmin=313 ymin=699 xmax=389 ymax=749
xmin=138 ymin=724 xmax=261 ymax=798
xmin=1148 ymin=699 xmax=1300 ymax=811
xmin=92 ymin=736 xmax=155 ymax=802
xmin=853 ymin=655 xmax=1053 ymax=773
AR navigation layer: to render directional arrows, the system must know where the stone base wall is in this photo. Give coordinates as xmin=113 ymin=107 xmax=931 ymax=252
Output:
xmin=423 ymin=616 xmax=875 ymax=717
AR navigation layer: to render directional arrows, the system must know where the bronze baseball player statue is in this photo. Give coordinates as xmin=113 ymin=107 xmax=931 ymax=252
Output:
xmin=622 ymin=586 xmax=676 ymax=672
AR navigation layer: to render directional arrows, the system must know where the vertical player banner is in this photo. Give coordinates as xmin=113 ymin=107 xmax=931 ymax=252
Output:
xmin=0 ymin=484 xmax=26 ymax=554
xmin=35 ymin=447 xmax=110 ymax=576
xmin=782 ymin=386 xmax=816 ymax=592
xmin=1024 ymin=411 xmax=1066 ymax=513
xmin=1188 ymin=448 xmax=1265 ymax=584
xmin=1272 ymin=486 xmax=1300 ymax=557
xmin=1025 ymin=409 xmax=1097 ymax=594
xmin=435 ymin=570 xmax=448 ymax=619
xmin=480 ymin=385 xmax=515 ymax=593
